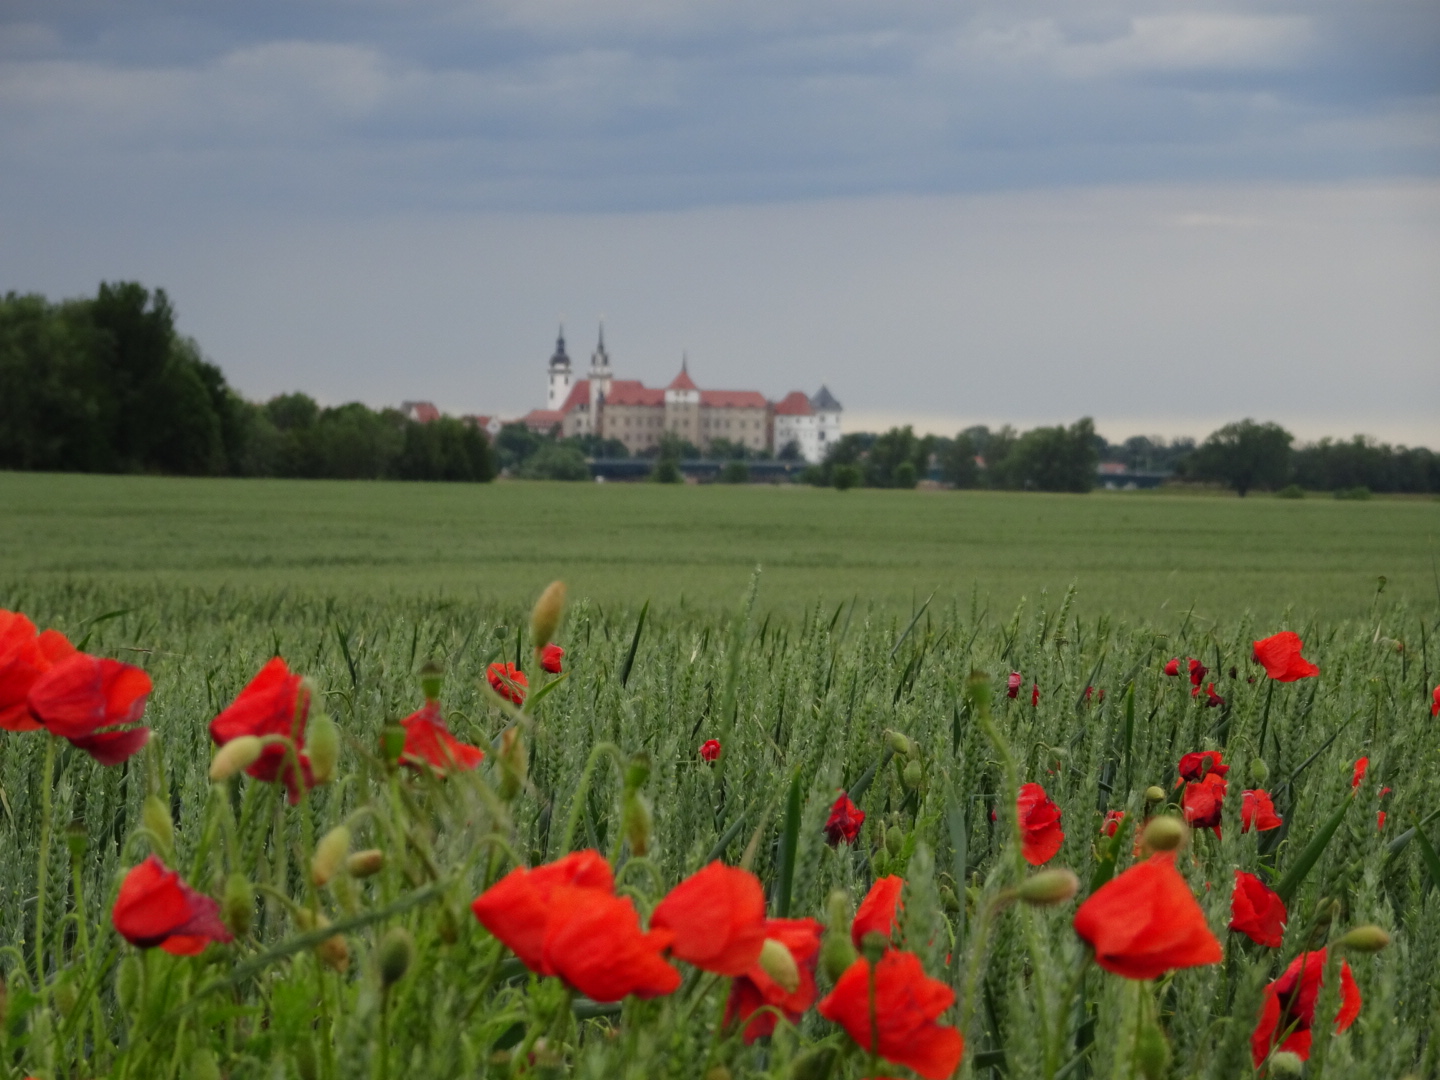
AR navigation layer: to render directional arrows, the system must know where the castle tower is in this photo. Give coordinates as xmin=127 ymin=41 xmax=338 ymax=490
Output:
xmin=546 ymin=326 xmax=572 ymax=410
xmin=588 ymin=323 xmax=613 ymax=418
xmin=664 ymin=356 xmax=700 ymax=448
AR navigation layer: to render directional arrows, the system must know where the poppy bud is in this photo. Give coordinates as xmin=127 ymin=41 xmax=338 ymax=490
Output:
xmin=1144 ymin=786 xmax=1166 ymax=804
xmin=307 ymin=713 xmax=339 ymax=785
xmin=859 ymin=930 xmax=889 ymax=964
xmin=311 ymin=825 xmax=351 ymax=887
xmin=1017 ymin=869 xmax=1080 ymax=907
xmin=379 ymin=724 xmax=406 ymax=768
xmin=965 ymin=671 xmax=992 ymax=710
xmin=1269 ymin=1051 xmax=1304 ymax=1077
xmin=142 ymin=794 xmax=173 ymax=852
xmin=296 ymin=910 xmax=350 ymax=973
xmin=939 ymin=884 xmax=961 ymax=913
xmin=437 ymin=902 xmax=460 ymax=945
xmin=902 ymin=759 xmax=923 ymax=791
xmin=346 ymin=849 xmax=385 ymax=878
xmin=498 ymin=727 xmax=528 ymax=800
xmin=1142 ymin=816 xmax=1187 ymax=853
xmin=419 ymin=661 xmax=444 ymax=702
xmin=116 ymin=954 xmax=141 ymax=1013
xmin=224 ymin=872 xmax=254 ymax=936
xmin=826 ymin=889 xmax=852 ymax=933
xmin=530 ymin=580 xmax=567 ymax=650
xmin=820 ymin=930 xmax=857 ymax=982
xmin=210 ymin=735 xmax=264 ymax=781
xmin=1338 ymin=924 xmax=1390 ymax=953
xmin=885 ymin=824 xmax=905 ymax=855
xmin=1249 ymin=757 xmax=1269 ymax=784
xmin=190 ymin=1047 xmax=221 ymax=1080
xmin=53 ymin=975 xmax=78 ymax=1018
xmin=886 ymin=730 xmax=914 ymax=756
xmin=758 ymin=938 xmax=801 ymax=994
xmin=625 ymin=751 xmax=651 ymax=792
xmin=789 ymin=1047 xmax=839 ymax=1080
xmin=622 ymin=790 xmax=653 ymax=856
xmin=65 ymin=819 xmax=88 ymax=861
xmin=1135 ymin=1018 xmax=1170 ymax=1080
xmin=379 ymin=926 xmax=415 ymax=988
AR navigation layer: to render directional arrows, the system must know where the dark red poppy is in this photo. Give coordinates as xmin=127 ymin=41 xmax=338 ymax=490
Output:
xmin=1378 ymin=786 xmax=1392 ymax=831
xmin=725 ymin=917 xmax=823 ymax=1042
xmin=1030 ymin=683 xmax=1040 ymax=707
xmin=1229 ymin=870 xmax=1286 ymax=947
xmin=1252 ymin=632 xmax=1319 ymax=682
xmin=1163 ymin=658 xmax=1181 ymax=677
xmin=699 ymin=738 xmax=721 ymax=763
xmin=1241 ymin=789 xmax=1282 ymax=833
xmin=1102 ymin=810 xmax=1125 ymax=837
xmin=1006 ymin=671 xmax=1022 ymax=698
xmin=1196 ymin=683 xmax=1223 ymax=707
xmin=399 ymin=701 xmax=484 ymax=773
xmin=651 ymin=862 xmax=767 ymax=976
xmin=1017 ymin=782 xmax=1064 ymax=865
xmin=1432 ymin=685 xmax=1439 ymax=717
xmin=818 ymin=949 xmax=964 ymax=1080
xmin=26 ymin=652 xmax=152 ymax=765
xmin=1351 ymin=757 xmax=1368 ymax=790
xmin=470 ymin=850 xmax=679 ymax=1001
xmin=0 ymin=611 xmax=77 ymax=733
xmin=1072 ymin=851 xmax=1223 ymax=979
xmin=540 ymin=643 xmax=564 ymax=674
xmin=112 ymin=856 xmax=234 ymax=955
xmin=1188 ymin=658 xmax=1207 ymax=687
xmin=1083 ymin=685 xmax=1105 ymax=704
xmin=487 ymin=662 xmax=528 ymax=705
xmin=1177 ymin=751 xmax=1229 ymax=783
xmin=1251 ymin=949 xmax=1361 ymax=1065
xmin=851 ymin=875 xmax=904 ymax=948
xmin=209 ymin=658 xmax=314 ymax=803
xmin=1182 ymin=773 xmax=1227 ymax=833
xmin=825 ymin=791 xmax=865 ymax=846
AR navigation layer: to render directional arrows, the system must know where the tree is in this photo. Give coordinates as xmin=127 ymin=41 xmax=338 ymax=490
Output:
xmin=520 ymin=443 xmax=590 ymax=481
xmin=993 ymin=418 xmax=1099 ymax=493
xmin=720 ymin=460 xmax=750 ymax=484
xmin=939 ymin=432 xmax=980 ymax=488
xmin=1185 ymin=420 xmax=1293 ymax=497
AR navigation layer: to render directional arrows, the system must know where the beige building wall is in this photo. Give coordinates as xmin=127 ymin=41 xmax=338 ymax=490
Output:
xmin=699 ymin=406 xmax=770 ymax=452
xmin=605 ymin=404 xmax=666 ymax=455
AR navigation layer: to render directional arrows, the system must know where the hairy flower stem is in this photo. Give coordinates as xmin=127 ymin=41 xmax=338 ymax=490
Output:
xmin=33 ymin=736 xmax=56 ymax=1002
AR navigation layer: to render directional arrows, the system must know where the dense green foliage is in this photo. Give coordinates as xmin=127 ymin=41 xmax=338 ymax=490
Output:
xmin=0 ymin=285 xmax=494 ymax=483
xmin=0 ymin=575 xmax=1436 ymax=1078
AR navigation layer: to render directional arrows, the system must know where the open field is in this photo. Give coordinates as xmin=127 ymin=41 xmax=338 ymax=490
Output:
xmin=1 ymin=471 xmax=1436 ymax=623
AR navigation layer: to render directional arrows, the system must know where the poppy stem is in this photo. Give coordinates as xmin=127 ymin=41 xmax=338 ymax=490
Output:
xmin=33 ymin=735 xmax=56 ymax=1003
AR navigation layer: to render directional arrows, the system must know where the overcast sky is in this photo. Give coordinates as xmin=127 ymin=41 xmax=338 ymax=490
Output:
xmin=2 ymin=0 xmax=1437 ymax=444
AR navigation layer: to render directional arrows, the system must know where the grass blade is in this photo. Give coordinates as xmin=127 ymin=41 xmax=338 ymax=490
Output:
xmin=1274 ymin=797 xmax=1351 ymax=904
xmin=772 ymin=768 xmax=804 ymax=916
xmin=1411 ymin=820 xmax=1440 ymax=890
xmin=619 ymin=600 xmax=649 ymax=689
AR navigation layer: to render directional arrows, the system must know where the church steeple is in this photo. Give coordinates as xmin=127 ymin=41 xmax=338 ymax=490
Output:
xmin=546 ymin=324 xmax=573 ymax=410
xmin=549 ymin=324 xmax=570 ymax=370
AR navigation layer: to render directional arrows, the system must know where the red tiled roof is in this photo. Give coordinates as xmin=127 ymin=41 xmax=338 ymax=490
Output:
xmin=667 ymin=367 xmax=698 ymax=391
xmin=522 ymin=409 xmax=563 ymax=431
xmin=700 ymin=390 xmax=768 ymax=409
xmin=401 ymin=401 xmax=441 ymax=423
xmin=605 ymin=380 xmax=665 ymax=406
xmin=773 ymin=391 xmax=813 ymax=416
xmin=559 ymin=380 xmax=591 ymax=412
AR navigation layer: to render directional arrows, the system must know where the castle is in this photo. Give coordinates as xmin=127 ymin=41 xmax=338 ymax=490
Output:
xmin=520 ymin=328 xmax=842 ymax=463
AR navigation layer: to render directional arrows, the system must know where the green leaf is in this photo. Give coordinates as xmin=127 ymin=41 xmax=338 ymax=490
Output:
xmin=1274 ymin=797 xmax=1352 ymax=904
xmin=1412 ymin=821 xmax=1440 ymax=891
xmin=619 ymin=600 xmax=648 ymax=689
xmin=1089 ymin=809 xmax=1135 ymax=893
xmin=773 ymin=767 xmax=804 ymax=917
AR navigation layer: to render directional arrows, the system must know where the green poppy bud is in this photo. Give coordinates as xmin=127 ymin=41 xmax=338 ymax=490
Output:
xmin=379 ymin=724 xmax=406 ymax=768
xmin=902 ymin=759 xmax=923 ymax=791
xmin=1142 ymin=815 xmax=1187 ymax=853
xmin=886 ymin=730 xmax=914 ymax=757
xmin=1135 ymin=1019 xmax=1170 ymax=1080
xmin=530 ymin=581 xmax=567 ymax=651
xmin=1249 ymin=757 xmax=1270 ymax=784
xmin=224 ymin=873 xmax=254 ymax=936
xmin=622 ymin=791 xmax=653 ymax=856
xmin=311 ymin=825 xmax=351 ymax=887
xmin=758 ymin=938 xmax=801 ymax=993
xmin=789 ymin=1048 xmax=839 ymax=1080
xmin=52 ymin=975 xmax=78 ymax=1019
xmin=1017 ymin=869 xmax=1080 ymax=907
xmin=1144 ymin=785 xmax=1166 ymax=804
xmin=826 ymin=889 xmax=851 ymax=934
xmin=210 ymin=735 xmax=264 ymax=781
xmin=307 ymin=713 xmax=340 ymax=786
xmin=65 ymin=819 xmax=88 ymax=861
xmin=1269 ymin=1051 xmax=1304 ymax=1076
xmin=1338 ymin=924 xmax=1390 ymax=953
xmin=189 ymin=1047 xmax=221 ymax=1080
xmin=859 ymin=930 xmax=889 ymax=964
xmin=820 ymin=930 xmax=857 ymax=982
xmin=378 ymin=926 xmax=415 ymax=988
xmin=885 ymin=824 xmax=905 ymax=856
xmin=346 ymin=849 xmax=385 ymax=878
xmin=418 ymin=661 xmax=444 ymax=703
xmin=624 ymin=751 xmax=651 ymax=792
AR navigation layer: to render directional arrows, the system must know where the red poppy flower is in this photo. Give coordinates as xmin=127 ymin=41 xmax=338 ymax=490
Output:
xmin=851 ymin=875 xmax=904 ymax=948
xmin=0 ymin=611 xmax=77 ymax=733
xmin=1163 ymin=658 xmax=1181 ymax=677
xmin=471 ymin=850 xmax=679 ymax=1001
xmin=1182 ymin=773 xmax=1227 ymax=833
xmin=1432 ymin=685 xmax=1439 ymax=717
xmin=1351 ymin=757 xmax=1368 ymax=790
xmin=817 ymin=949 xmax=964 ymax=1080
xmin=1252 ymin=632 xmax=1319 ymax=682
xmin=487 ymin=662 xmax=528 ymax=705
xmin=26 ymin=652 xmax=152 ymax=765
xmin=540 ymin=643 xmax=564 ymax=674
xmin=1006 ymin=671 xmax=1022 ymax=698
xmin=700 ymin=738 xmax=721 ymax=763
xmin=725 ymin=917 xmax=823 ymax=1042
xmin=1083 ymin=685 xmax=1104 ymax=704
xmin=1188 ymin=658 xmax=1207 ymax=687
xmin=112 ymin=856 xmax=234 ymax=955
xmin=651 ymin=862 xmax=767 ymax=976
xmin=1072 ymin=851 xmax=1223 ymax=979
xmin=1177 ymin=751 xmax=1229 ymax=783
xmin=1030 ymin=683 xmax=1040 ymax=707
xmin=209 ymin=658 xmax=314 ymax=803
xmin=1241 ymin=789 xmax=1282 ymax=833
xmin=1251 ymin=949 xmax=1361 ymax=1065
xmin=399 ymin=701 xmax=484 ymax=774
xmin=825 ymin=791 xmax=865 ymax=846
xmin=1102 ymin=810 xmax=1125 ymax=837
xmin=1229 ymin=870 xmax=1286 ymax=947
xmin=1377 ymin=811 xmax=1387 ymax=830
xmin=1018 ymin=782 xmax=1064 ymax=865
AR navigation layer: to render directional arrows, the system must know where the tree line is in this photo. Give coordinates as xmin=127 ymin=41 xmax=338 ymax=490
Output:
xmin=0 ymin=284 xmax=494 ymax=482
